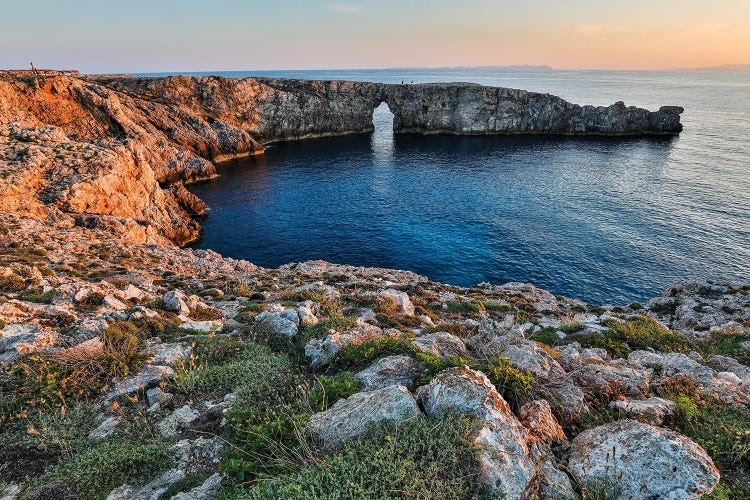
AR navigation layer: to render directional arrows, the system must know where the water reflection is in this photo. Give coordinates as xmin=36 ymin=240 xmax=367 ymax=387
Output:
xmin=371 ymin=102 xmax=395 ymax=164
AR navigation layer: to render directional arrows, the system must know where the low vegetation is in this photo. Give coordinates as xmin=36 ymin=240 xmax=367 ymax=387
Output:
xmin=3 ymin=320 xmax=149 ymax=413
xmin=701 ymin=328 xmax=750 ymax=365
xmin=34 ymin=417 xmax=174 ymax=499
xmin=657 ymin=377 xmax=750 ymax=498
xmin=484 ymin=356 xmax=536 ymax=406
xmin=229 ymin=415 xmax=484 ymax=499
xmin=172 ymin=340 xmax=294 ymax=400
xmin=577 ymin=315 xmax=695 ymax=358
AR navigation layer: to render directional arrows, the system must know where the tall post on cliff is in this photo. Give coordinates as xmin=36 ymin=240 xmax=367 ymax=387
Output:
xmin=30 ymin=62 xmax=40 ymax=88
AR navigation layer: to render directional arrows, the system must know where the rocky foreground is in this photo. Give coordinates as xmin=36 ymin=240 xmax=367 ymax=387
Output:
xmin=1 ymin=71 xmax=747 ymax=499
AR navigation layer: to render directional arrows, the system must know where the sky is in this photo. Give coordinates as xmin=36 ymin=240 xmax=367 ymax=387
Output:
xmin=1 ymin=0 xmax=749 ymax=73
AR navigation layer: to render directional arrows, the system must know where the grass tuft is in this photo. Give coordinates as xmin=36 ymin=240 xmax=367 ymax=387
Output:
xmin=230 ymin=415 xmax=484 ymax=499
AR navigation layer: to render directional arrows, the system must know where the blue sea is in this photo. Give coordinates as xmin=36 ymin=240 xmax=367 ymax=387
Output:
xmin=169 ymin=68 xmax=750 ymax=305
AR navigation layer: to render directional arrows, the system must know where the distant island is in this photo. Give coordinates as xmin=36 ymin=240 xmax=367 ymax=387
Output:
xmin=683 ymin=64 xmax=750 ymax=72
xmin=387 ymin=64 xmax=555 ymax=71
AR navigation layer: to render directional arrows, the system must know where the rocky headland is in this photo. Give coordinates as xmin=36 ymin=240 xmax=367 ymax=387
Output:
xmin=0 ymin=72 xmax=682 ymax=245
xmin=2 ymin=71 xmax=747 ymax=500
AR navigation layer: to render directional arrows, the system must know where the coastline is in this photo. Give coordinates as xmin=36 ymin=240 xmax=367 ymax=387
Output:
xmin=2 ymin=70 xmax=748 ymax=498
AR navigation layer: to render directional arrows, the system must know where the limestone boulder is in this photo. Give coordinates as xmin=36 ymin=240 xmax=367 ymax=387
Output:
xmin=569 ymin=419 xmax=720 ymax=499
xmin=354 ymin=355 xmax=422 ymax=391
xmin=88 ymin=416 xmax=121 ymax=440
xmin=158 ymin=405 xmax=200 ymax=438
xmin=297 ymin=300 xmax=319 ymax=325
xmin=518 ymin=400 xmax=566 ymax=443
xmin=610 ymin=397 xmax=677 ymax=425
xmin=417 ymin=366 xmax=539 ymax=498
xmin=105 ymin=364 xmax=174 ymax=402
xmin=629 ymin=350 xmax=749 ymax=404
xmin=537 ymin=380 xmax=590 ymax=426
xmin=163 ymin=290 xmax=190 ymax=316
xmin=629 ymin=350 xmax=713 ymax=384
xmin=307 ymin=385 xmax=420 ymax=448
xmin=148 ymin=341 xmax=192 ymax=367
xmin=572 ymin=362 xmax=651 ymax=397
xmin=171 ymin=473 xmax=222 ymax=500
xmin=413 ymin=331 xmax=467 ymax=359
xmin=706 ymin=355 xmax=750 ymax=384
xmin=106 ymin=469 xmax=185 ymax=500
xmin=255 ymin=309 xmax=298 ymax=337
xmin=380 ymin=289 xmax=415 ymax=316
xmin=501 ymin=342 xmax=566 ymax=382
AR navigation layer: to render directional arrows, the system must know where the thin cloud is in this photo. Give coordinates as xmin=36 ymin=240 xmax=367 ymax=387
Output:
xmin=575 ymin=24 xmax=637 ymax=36
xmin=327 ymin=3 xmax=365 ymax=14
xmin=575 ymin=24 xmax=605 ymax=35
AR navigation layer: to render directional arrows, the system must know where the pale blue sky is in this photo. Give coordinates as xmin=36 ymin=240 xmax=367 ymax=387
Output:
xmin=1 ymin=1 xmax=748 ymax=72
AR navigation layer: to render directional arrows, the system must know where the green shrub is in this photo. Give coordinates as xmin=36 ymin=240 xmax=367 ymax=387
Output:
xmin=675 ymin=398 xmax=750 ymax=470
xmin=559 ymin=322 xmax=584 ymax=334
xmin=17 ymin=286 xmax=55 ymax=304
xmin=657 ymin=380 xmax=750 ymax=497
xmin=6 ymin=320 xmax=149 ymax=408
xmin=528 ymin=326 xmax=559 ymax=346
xmin=330 ymin=336 xmax=416 ymax=371
xmin=235 ymin=415 xmax=483 ymax=499
xmin=700 ymin=328 xmax=750 ymax=365
xmin=375 ymin=311 xmax=423 ymax=330
xmin=0 ymin=404 xmax=97 ymax=455
xmin=143 ymin=298 xmax=167 ymax=310
xmin=221 ymin=401 xmax=311 ymax=484
xmin=75 ymin=291 xmax=105 ymax=312
xmin=307 ymin=372 xmax=361 ymax=412
xmin=374 ymin=295 xmax=398 ymax=316
xmin=413 ymin=352 xmax=475 ymax=386
xmin=298 ymin=315 xmax=358 ymax=346
xmin=173 ymin=342 xmax=294 ymax=399
xmin=190 ymin=305 xmax=224 ymax=321
xmin=484 ymin=357 xmax=535 ymax=405
xmin=447 ymin=301 xmax=485 ymax=314
xmin=331 ymin=336 xmax=475 ymax=384
xmin=0 ymin=404 xmax=98 ymax=482
xmin=482 ymin=301 xmax=511 ymax=312
xmin=231 ymin=321 xmax=297 ymax=357
xmin=704 ymin=481 xmax=750 ymax=500
xmin=421 ymin=322 xmax=477 ymax=339
xmin=580 ymin=315 xmax=694 ymax=358
xmin=0 ymin=273 xmax=26 ymax=292
xmin=35 ymin=426 xmax=173 ymax=499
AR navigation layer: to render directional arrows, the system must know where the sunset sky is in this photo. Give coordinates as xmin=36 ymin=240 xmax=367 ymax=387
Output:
xmin=1 ymin=0 xmax=748 ymax=73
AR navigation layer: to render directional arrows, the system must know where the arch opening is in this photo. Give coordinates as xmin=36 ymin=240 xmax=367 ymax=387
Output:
xmin=371 ymin=101 xmax=394 ymax=162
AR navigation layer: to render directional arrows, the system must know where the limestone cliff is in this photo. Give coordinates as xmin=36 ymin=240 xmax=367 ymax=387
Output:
xmin=0 ymin=72 xmax=683 ymax=246
xmin=384 ymin=83 xmax=683 ymax=135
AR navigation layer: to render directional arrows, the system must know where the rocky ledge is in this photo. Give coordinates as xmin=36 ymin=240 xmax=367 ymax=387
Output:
xmin=0 ymin=212 xmax=748 ymax=498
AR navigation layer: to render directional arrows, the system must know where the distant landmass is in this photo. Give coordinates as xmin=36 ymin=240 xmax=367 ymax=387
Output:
xmin=686 ymin=64 xmax=750 ymax=72
xmin=388 ymin=65 xmax=555 ymax=71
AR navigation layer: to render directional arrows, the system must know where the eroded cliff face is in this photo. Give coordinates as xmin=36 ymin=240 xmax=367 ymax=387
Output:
xmin=0 ymin=72 xmax=683 ymax=246
xmin=383 ymin=83 xmax=683 ymax=135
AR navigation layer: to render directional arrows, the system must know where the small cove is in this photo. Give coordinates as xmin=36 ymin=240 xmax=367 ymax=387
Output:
xmin=188 ymin=68 xmax=750 ymax=304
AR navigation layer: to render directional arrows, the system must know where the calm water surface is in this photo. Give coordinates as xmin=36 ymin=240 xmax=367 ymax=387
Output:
xmin=183 ymin=69 xmax=750 ymax=304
